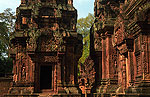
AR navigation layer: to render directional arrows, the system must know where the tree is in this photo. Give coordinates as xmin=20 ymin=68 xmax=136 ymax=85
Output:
xmin=77 ymin=13 xmax=94 ymax=64
xmin=0 ymin=22 xmax=8 ymax=58
xmin=0 ymin=8 xmax=15 ymax=33
xmin=77 ymin=13 xmax=94 ymax=37
xmin=0 ymin=8 xmax=15 ymax=76
xmin=0 ymin=8 xmax=15 ymax=56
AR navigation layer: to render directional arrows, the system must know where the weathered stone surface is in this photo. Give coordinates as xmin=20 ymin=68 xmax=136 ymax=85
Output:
xmin=78 ymin=0 xmax=150 ymax=96
xmin=0 ymin=77 xmax=13 ymax=97
xmin=8 ymin=0 xmax=82 ymax=96
xmin=6 ymin=0 xmax=150 ymax=97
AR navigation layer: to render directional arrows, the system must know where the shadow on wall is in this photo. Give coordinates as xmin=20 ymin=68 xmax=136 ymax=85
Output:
xmin=0 ymin=74 xmax=13 ymax=97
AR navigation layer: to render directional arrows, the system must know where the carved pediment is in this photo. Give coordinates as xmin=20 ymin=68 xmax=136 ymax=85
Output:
xmin=36 ymin=29 xmax=66 ymax=52
xmin=113 ymin=27 xmax=124 ymax=46
xmin=79 ymin=56 xmax=95 ymax=90
xmin=113 ymin=15 xmax=130 ymax=46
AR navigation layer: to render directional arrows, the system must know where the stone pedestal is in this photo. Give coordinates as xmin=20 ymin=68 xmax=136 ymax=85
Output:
xmin=97 ymin=79 xmax=119 ymax=94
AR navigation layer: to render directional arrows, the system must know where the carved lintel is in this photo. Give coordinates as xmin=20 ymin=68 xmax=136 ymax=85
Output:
xmin=44 ymin=56 xmax=58 ymax=63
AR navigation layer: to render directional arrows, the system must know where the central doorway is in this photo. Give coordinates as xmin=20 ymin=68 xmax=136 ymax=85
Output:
xmin=40 ymin=65 xmax=52 ymax=90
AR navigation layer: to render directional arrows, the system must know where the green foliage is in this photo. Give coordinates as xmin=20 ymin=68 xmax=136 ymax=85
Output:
xmin=77 ymin=13 xmax=94 ymax=64
xmin=0 ymin=8 xmax=15 ymax=75
xmin=0 ymin=8 xmax=15 ymax=33
xmin=78 ymin=35 xmax=90 ymax=64
xmin=77 ymin=13 xmax=94 ymax=37
xmin=0 ymin=22 xmax=8 ymax=57
xmin=0 ymin=8 xmax=15 ymax=55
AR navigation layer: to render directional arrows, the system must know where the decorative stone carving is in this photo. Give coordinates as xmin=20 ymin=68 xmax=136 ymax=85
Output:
xmin=8 ymin=0 xmax=82 ymax=96
xmin=91 ymin=0 xmax=150 ymax=96
xmin=79 ymin=56 xmax=96 ymax=94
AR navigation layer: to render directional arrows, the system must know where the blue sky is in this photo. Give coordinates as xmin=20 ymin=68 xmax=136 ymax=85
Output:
xmin=0 ymin=0 xmax=94 ymax=19
xmin=74 ymin=0 xmax=94 ymax=18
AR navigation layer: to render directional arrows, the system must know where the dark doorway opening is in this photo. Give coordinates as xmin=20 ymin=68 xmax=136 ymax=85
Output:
xmin=40 ymin=65 xmax=52 ymax=90
xmin=41 ymin=0 xmax=46 ymax=2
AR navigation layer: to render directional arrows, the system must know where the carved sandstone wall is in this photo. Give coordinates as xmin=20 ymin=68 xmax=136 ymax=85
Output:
xmin=8 ymin=0 xmax=83 ymax=96
xmin=0 ymin=77 xmax=12 ymax=97
xmin=88 ymin=0 xmax=150 ymax=96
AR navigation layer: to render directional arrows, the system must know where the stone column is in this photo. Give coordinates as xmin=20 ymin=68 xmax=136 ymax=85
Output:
xmin=127 ymin=52 xmax=134 ymax=86
xmin=105 ymin=34 xmax=110 ymax=79
xmin=57 ymin=52 xmax=65 ymax=93
xmin=101 ymin=35 xmax=106 ymax=79
xmin=105 ymin=32 xmax=115 ymax=79
xmin=141 ymin=35 xmax=149 ymax=79
xmin=54 ymin=64 xmax=57 ymax=92
xmin=122 ymin=55 xmax=126 ymax=89
xmin=57 ymin=56 xmax=62 ymax=84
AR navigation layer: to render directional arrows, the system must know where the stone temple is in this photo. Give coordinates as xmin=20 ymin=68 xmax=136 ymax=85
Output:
xmin=4 ymin=0 xmax=150 ymax=97
xmin=8 ymin=0 xmax=82 ymax=96
xmin=80 ymin=0 xmax=150 ymax=96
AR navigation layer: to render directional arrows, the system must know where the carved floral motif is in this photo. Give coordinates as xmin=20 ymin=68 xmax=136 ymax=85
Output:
xmin=79 ymin=56 xmax=95 ymax=90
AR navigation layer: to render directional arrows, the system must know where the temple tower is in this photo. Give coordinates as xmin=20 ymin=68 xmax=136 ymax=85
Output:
xmin=93 ymin=0 xmax=150 ymax=96
xmin=9 ymin=0 xmax=82 ymax=96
